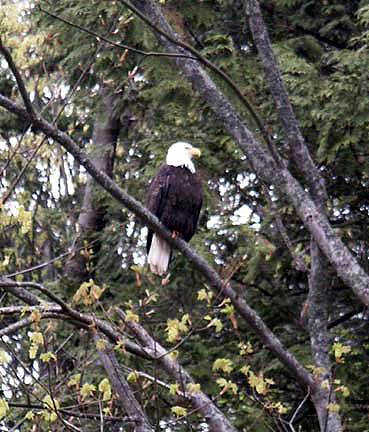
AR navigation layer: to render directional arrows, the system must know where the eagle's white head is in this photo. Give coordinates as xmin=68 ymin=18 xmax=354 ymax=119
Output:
xmin=166 ymin=141 xmax=201 ymax=174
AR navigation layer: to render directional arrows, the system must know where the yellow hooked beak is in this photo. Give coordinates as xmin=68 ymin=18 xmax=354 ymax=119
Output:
xmin=191 ymin=147 xmax=201 ymax=158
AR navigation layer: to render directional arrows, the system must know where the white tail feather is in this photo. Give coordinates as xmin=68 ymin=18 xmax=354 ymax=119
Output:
xmin=148 ymin=234 xmax=171 ymax=275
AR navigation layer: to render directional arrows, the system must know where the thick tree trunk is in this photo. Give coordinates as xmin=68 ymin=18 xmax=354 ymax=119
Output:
xmin=64 ymin=87 xmax=120 ymax=283
xmin=308 ymin=242 xmax=343 ymax=431
xmin=243 ymin=2 xmax=343 ymax=429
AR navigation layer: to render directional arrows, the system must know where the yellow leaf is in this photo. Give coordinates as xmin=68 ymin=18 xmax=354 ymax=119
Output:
xmin=166 ymin=319 xmax=179 ymax=342
xmin=29 ymin=332 xmax=44 ymax=359
xmin=95 ymin=339 xmax=107 ymax=351
xmin=68 ymin=373 xmax=81 ymax=388
xmin=98 ymin=378 xmax=112 ymax=401
xmin=167 ymin=350 xmax=179 ymax=361
xmin=240 ymin=365 xmax=250 ymax=375
xmin=186 ymin=383 xmax=201 ymax=393
xmin=80 ymin=383 xmax=96 ymax=400
xmin=25 ymin=410 xmax=34 ymax=420
xmin=0 ymin=399 xmax=9 ymax=420
xmin=18 ymin=205 xmax=32 ymax=236
xmin=327 ymin=403 xmax=340 ymax=412
xmin=169 ymin=383 xmax=180 ymax=395
xmin=114 ymin=340 xmax=126 ymax=352
xmin=40 ymin=352 xmax=57 ymax=363
xmin=216 ymin=378 xmax=238 ymax=395
xmin=127 ymin=371 xmax=140 ymax=383
xmin=248 ymin=371 xmax=268 ymax=395
xmin=42 ymin=395 xmax=60 ymax=423
xmin=332 ymin=343 xmax=351 ymax=363
xmin=206 ymin=318 xmax=223 ymax=333
xmin=171 ymin=406 xmax=187 ymax=417
xmin=212 ymin=358 xmax=234 ymax=374
xmin=0 ymin=350 xmax=10 ymax=364
xmin=197 ymin=289 xmax=208 ymax=301
xmin=125 ymin=309 xmax=139 ymax=322
xmin=239 ymin=342 xmax=253 ymax=356
xmin=30 ymin=309 xmax=41 ymax=323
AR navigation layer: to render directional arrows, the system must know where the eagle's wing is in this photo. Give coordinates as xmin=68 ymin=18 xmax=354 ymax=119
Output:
xmin=146 ymin=165 xmax=171 ymax=253
xmin=192 ymin=193 xmax=203 ymax=234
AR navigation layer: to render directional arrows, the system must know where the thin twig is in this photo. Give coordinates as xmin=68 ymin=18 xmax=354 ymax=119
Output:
xmin=39 ymin=6 xmax=197 ymax=61
xmin=288 ymin=388 xmax=310 ymax=431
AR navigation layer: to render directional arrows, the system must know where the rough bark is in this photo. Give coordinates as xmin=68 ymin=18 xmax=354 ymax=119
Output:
xmin=243 ymin=1 xmax=343 ymax=429
xmin=243 ymin=0 xmax=327 ymax=203
xmin=116 ymin=308 xmax=239 ymax=432
xmin=94 ymin=333 xmax=153 ymax=432
xmin=308 ymin=242 xmax=343 ymax=431
xmin=64 ymin=86 xmax=121 ymax=283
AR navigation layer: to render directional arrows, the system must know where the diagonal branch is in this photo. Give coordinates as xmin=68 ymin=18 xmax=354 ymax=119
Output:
xmin=116 ymin=0 xmax=276 ymax=157
xmin=0 ymin=278 xmax=152 ymax=360
xmin=116 ymin=307 xmax=238 ymax=432
xmin=0 ymin=39 xmax=35 ymax=117
xmin=94 ymin=333 xmax=153 ymax=432
xmin=39 ymin=6 xmax=196 ymax=61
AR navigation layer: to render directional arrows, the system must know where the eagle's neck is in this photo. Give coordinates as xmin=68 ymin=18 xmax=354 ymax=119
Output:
xmin=166 ymin=156 xmax=196 ymax=173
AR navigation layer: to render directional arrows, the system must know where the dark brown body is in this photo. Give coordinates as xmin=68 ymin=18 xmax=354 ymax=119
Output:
xmin=146 ymin=164 xmax=203 ymax=253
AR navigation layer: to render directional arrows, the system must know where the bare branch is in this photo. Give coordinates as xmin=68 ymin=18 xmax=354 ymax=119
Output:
xmin=116 ymin=307 xmax=239 ymax=432
xmin=0 ymin=278 xmax=153 ymax=360
xmin=0 ymin=39 xmax=35 ymax=116
xmin=94 ymin=333 xmax=153 ymax=432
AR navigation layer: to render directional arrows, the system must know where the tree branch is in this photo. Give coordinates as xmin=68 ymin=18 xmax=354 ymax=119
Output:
xmin=0 ymin=278 xmax=152 ymax=360
xmin=243 ymin=0 xmax=327 ymax=206
xmin=116 ymin=307 xmax=238 ymax=432
xmin=94 ymin=333 xmax=153 ymax=432
xmin=0 ymin=39 xmax=35 ymax=117
xmin=243 ymin=3 xmax=342 ymax=429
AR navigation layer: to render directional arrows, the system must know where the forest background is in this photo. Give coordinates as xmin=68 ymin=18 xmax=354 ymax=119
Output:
xmin=0 ymin=0 xmax=368 ymax=431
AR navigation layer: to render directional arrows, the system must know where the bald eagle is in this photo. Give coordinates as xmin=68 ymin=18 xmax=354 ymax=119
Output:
xmin=146 ymin=142 xmax=203 ymax=275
